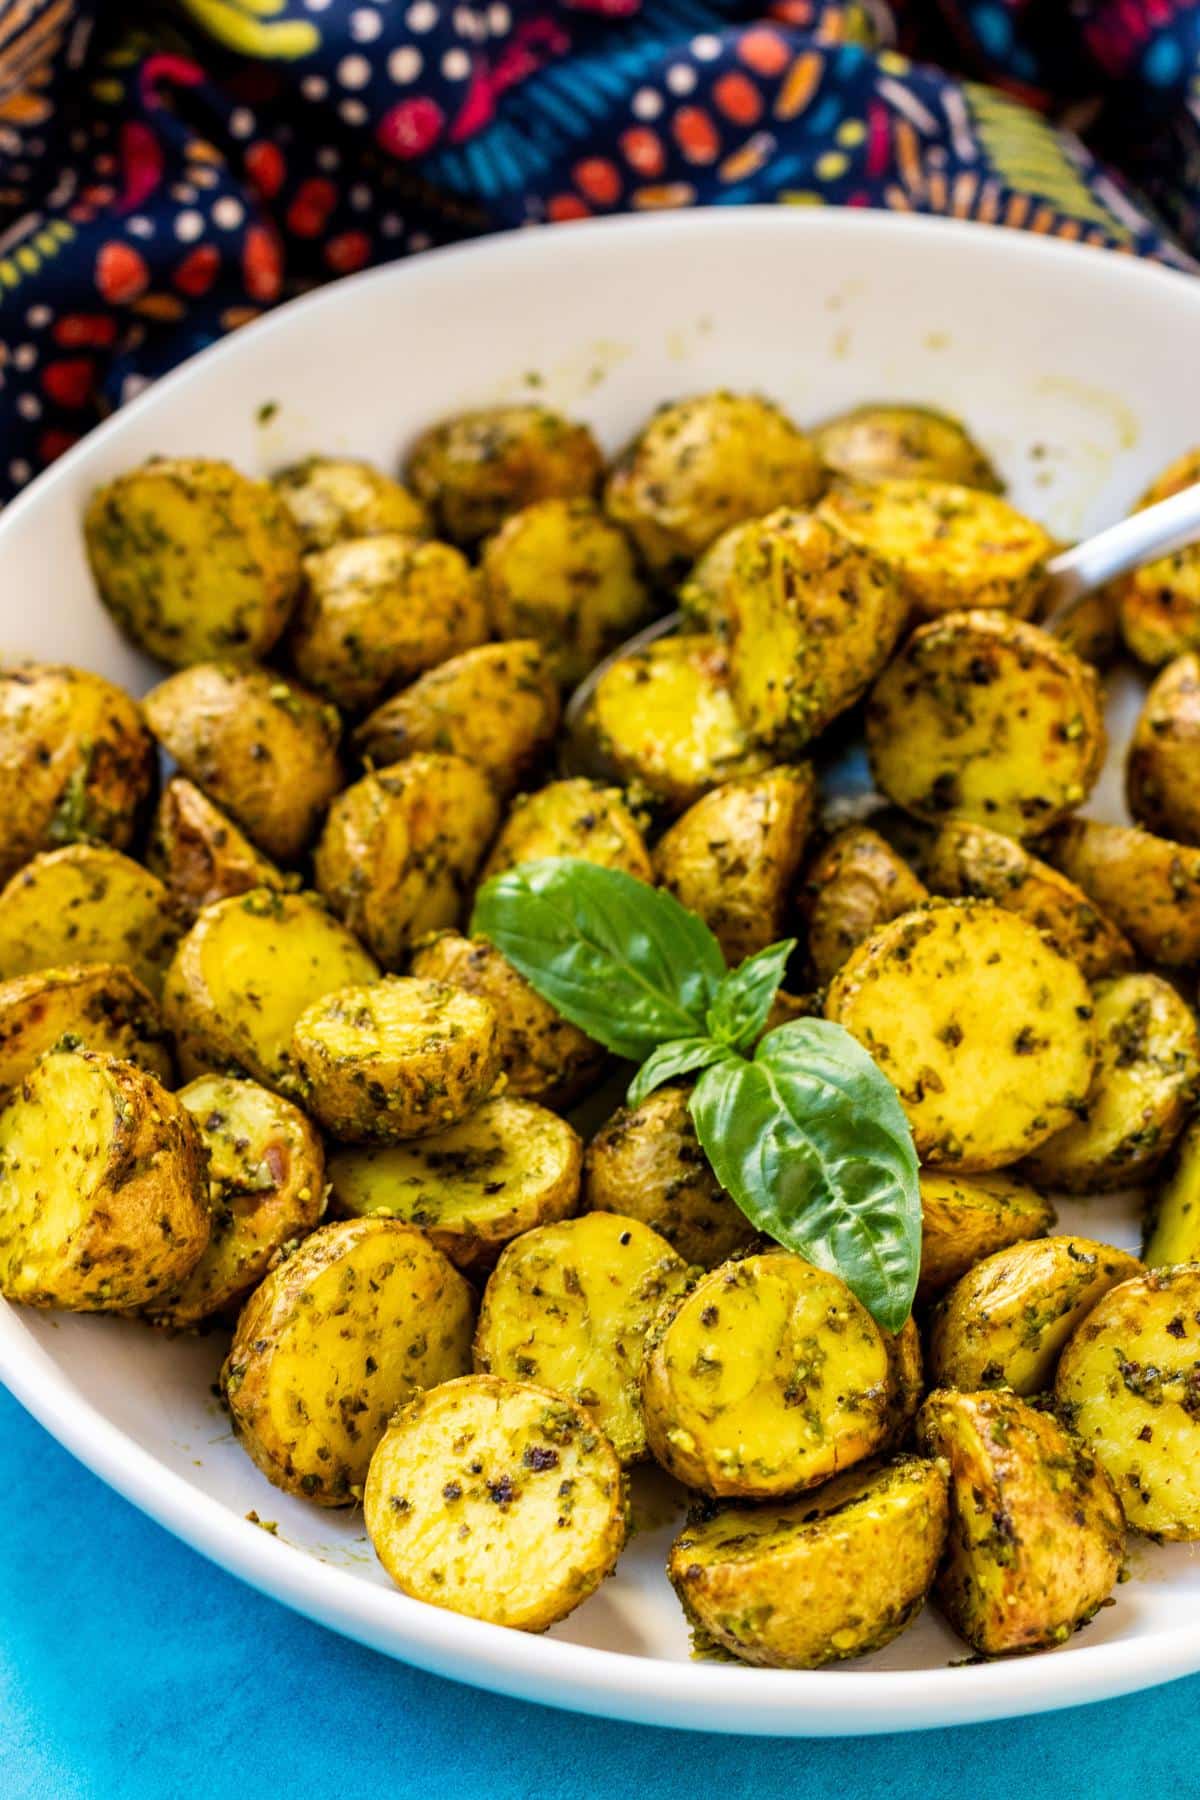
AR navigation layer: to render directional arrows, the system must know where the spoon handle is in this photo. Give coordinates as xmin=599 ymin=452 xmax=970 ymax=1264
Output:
xmin=1041 ymin=480 xmax=1200 ymax=623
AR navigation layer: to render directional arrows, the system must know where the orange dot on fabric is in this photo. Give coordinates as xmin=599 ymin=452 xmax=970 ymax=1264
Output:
xmin=739 ymin=27 xmax=790 ymax=75
xmin=243 ymin=223 xmax=283 ymax=301
xmin=325 ymin=231 xmax=371 ymax=274
xmin=245 ymin=140 xmax=285 ymax=200
xmin=54 ymin=313 xmax=117 ymax=349
xmin=548 ymin=194 xmax=592 ymax=222
xmin=620 ymin=127 xmax=665 ymax=177
xmin=714 ymin=71 xmax=763 ymax=124
xmin=573 ymin=158 xmax=622 ymax=205
xmin=673 ymin=106 xmax=720 ymax=164
xmin=173 ymin=242 xmax=221 ymax=297
xmin=95 ymin=240 xmax=148 ymax=304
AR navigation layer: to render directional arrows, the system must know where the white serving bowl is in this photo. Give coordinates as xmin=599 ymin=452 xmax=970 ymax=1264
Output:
xmin=0 ymin=209 xmax=1197 ymax=1736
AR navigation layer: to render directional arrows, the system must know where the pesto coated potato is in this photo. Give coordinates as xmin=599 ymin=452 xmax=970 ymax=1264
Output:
xmin=406 ymin=404 xmax=603 ymax=546
xmin=813 ymin=403 xmax=1001 ymax=491
xmin=916 ymin=1387 xmax=1124 ymax=1654
xmin=1143 ymin=1118 xmax=1200 ymax=1266
xmin=1046 ymin=582 xmax=1120 ymax=667
xmin=273 ymin=455 xmax=430 ymax=551
xmin=917 ymin=1171 xmax=1055 ymax=1303
xmin=0 ymin=1049 xmax=209 ymax=1310
xmin=801 ymin=825 xmax=929 ymax=985
xmin=143 ymin=662 xmax=343 ymax=865
xmin=0 ymin=845 xmax=180 ymax=998
xmin=147 ymin=777 xmax=290 ymax=924
xmin=480 ymin=778 xmax=652 ymax=884
xmin=1037 ymin=817 xmax=1200 ymax=967
xmin=223 ymin=1216 xmax=475 ymax=1505
xmin=364 ymin=1374 xmax=626 ymax=1630
xmin=1126 ymin=653 xmax=1200 ymax=845
xmin=668 ymin=1456 xmax=949 ymax=1668
xmin=1118 ymin=448 xmax=1200 ymax=666
xmin=677 ymin=520 xmax=753 ymax=632
xmin=0 ymin=963 xmax=172 ymax=1096
xmin=84 ymin=456 xmax=301 ymax=666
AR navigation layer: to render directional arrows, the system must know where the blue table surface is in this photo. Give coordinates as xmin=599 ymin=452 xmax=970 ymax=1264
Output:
xmin=3 ymin=1382 xmax=1198 ymax=1800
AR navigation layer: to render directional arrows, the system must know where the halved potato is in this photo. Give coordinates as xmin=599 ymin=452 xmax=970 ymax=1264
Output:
xmin=677 ymin=520 xmax=753 ymax=632
xmin=314 ymin=753 xmax=499 ymax=968
xmin=882 ymin=1316 xmax=924 ymax=1450
xmin=814 ymin=404 xmax=1001 ymax=491
xmin=825 ymin=901 xmax=1097 ymax=1170
xmin=474 ymin=1211 xmax=689 ymax=1464
xmin=273 ymin=455 xmax=430 ymax=551
xmin=364 ymin=1374 xmax=626 ymax=1629
xmin=327 ymin=1096 xmax=580 ymax=1273
xmin=222 ymin=1216 xmax=475 ymax=1505
xmin=406 ymin=404 xmax=603 ymax=546
xmin=0 ymin=1049 xmax=208 ymax=1310
xmin=917 ymin=1171 xmax=1055 ymax=1303
xmin=1024 ymin=974 xmax=1200 ymax=1193
xmin=866 ymin=612 xmax=1106 ymax=837
xmin=1126 ymin=653 xmax=1200 ymax=845
xmin=1143 ymin=1119 xmax=1200 ymax=1266
xmin=641 ymin=1252 xmax=893 ymax=1498
xmin=1037 ymin=817 xmax=1200 ymax=966
xmin=0 ymin=845 xmax=180 ymax=998
xmin=147 ymin=777 xmax=290 ymax=923
xmin=668 ymin=1455 xmax=948 ymax=1668
xmin=801 ymin=825 xmax=929 ymax=985
xmin=916 ymin=1387 xmax=1124 ymax=1654
xmin=480 ymin=779 xmax=652 ymax=884
xmin=292 ymin=976 xmax=500 ymax=1142
xmin=1046 ymin=583 xmax=1120 ymax=666
xmin=0 ymin=963 xmax=172 ymax=1095
xmin=1057 ymin=1263 xmax=1200 ymax=1539
xmin=1118 ymin=449 xmax=1200 ymax=666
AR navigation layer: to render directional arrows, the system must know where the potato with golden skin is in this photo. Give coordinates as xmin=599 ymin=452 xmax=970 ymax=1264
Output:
xmin=0 ymin=845 xmax=180 ymax=998
xmin=669 ymin=1456 xmax=949 ymax=1669
xmin=406 ymin=404 xmax=603 ymax=546
xmin=222 ymin=1217 xmax=475 ymax=1505
xmin=814 ymin=404 xmax=1002 ymax=492
xmin=1057 ymin=1264 xmax=1200 ymax=1539
xmin=916 ymin=1388 xmax=1124 ymax=1655
xmin=315 ymin=753 xmax=499 ymax=969
xmin=475 ymin=1211 xmax=689 ymax=1464
xmin=1143 ymin=1118 xmax=1200 ymax=1266
xmin=273 ymin=455 xmax=430 ymax=551
xmin=0 ymin=963 xmax=172 ymax=1096
xmin=365 ymin=1375 xmax=626 ymax=1630
xmin=1126 ymin=653 xmax=1200 ymax=845
xmin=1024 ymin=974 xmax=1200 ymax=1193
xmin=288 ymin=534 xmax=488 ymax=712
xmin=84 ymin=456 xmax=301 ymax=666
xmin=1046 ymin=583 xmax=1120 ymax=667
xmin=143 ymin=663 xmax=342 ymax=865
xmin=826 ymin=901 xmax=1097 ymax=1171
xmin=147 ymin=777 xmax=290 ymax=924
xmin=929 ymin=1235 xmax=1142 ymax=1395
xmin=582 ymin=1085 xmax=757 ymax=1269
xmin=1037 ymin=817 xmax=1200 ymax=967
xmin=0 ymin=1049 xmax=209 ymax=1311
xmin=480 ymin=778 xmax=652 ymax=884
xmin=801 ymin=825 xmax=929 ymax=985
xmin=653 ymin=766 xmax=814 ymax=965
xmin=677 ymin=520 xmax=754 ymax=632
xmin=641 ymin=1253 xmax=894 ymax=1498
xmin=917 ymin=1171 xmax=1055 ymax=1303
xmin=867 ymin=612 xmax=1106 ymax=838
xmin=1118 ymin=449 xmax=1200 ymax=666
xmin=0 ymin=663 xmax=156 ymax=885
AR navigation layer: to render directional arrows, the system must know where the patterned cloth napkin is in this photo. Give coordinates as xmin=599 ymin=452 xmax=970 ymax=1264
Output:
xmin=1 ymin=0 xmax=1197 ymax=500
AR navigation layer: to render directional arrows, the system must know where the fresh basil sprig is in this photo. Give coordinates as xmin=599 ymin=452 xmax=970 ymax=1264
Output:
xmin=470 ymin=856 xmax=920 ymax=1330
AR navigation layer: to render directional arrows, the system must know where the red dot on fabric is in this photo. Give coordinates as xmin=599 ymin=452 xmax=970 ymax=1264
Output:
xmin=95 ymin=240 xmax=149 ymax=304
xmin=53 ymin=314 xmax=118 ymax=349
xmin=41 ymin=359 xmax=94 ymax=409
xmin=673 ymin=106 xmax=720 ymax=164
xmin=118 ymin=121 xmax=163 ymax=212
xmin=245 ymin=140 xmax=285 ymax=200
xmin=376 ymin=97 xmax=445 ymax=159
xmin=325 ymin=231 xmax=371 ymax=274
xmin=243 ymin=224 xmax=283 ymax=301
xmin=547 ymin=194 xmax=591 ymax=221
xmin=739 ymin=27 xmax=790 ymax=75
xmin=39 ymin=428 xmax=81 ymax=463
xmin=620 ymin=127 xmax=665 ymax=177
xmin=174 ymin=242 xmax=221 ymax=297
xmin=573 ymin=158 xmax=622 ymax=205
xmin=286 ymin=177 xmax=337 ymax=238
xmin=713 ymin=70 xmax=764 ymax=124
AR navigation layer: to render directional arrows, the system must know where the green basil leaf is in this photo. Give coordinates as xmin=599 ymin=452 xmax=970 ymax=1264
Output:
xmin=626 ymin=1037 xmax=735 ymax=1109
xmin=470 ymin=857 xmax=727 ymax=1063
xmin=706 ymin=938 xmax=796 ymax=1051
xmin=688 ymin=1018 xmax=920 ymax=1331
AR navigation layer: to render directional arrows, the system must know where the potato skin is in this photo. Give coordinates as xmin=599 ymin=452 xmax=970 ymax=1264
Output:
xmin=273 ymin=455 xmax=430 ymax=552
xmin=147 ymin=777 xmax=290 ymax=924
xmin=143 ymin=662 xmax=343 ymax=864
xmin=1143 ymin=1118 xmax=1200 ymax=1266
xmin=916 ymin=1388 xmax=1124 ymax=1655
xmin=222 ymin=1217 xmax=475 ymax=1505
xmin=84 ymin=456 xmax=301 ymax=666
xmin=1037 ymin=817 xmax=1200 ymax=967
xmin=1126 ymin=653 xmax=1200 ymax=845
xmin=1056 ymin=1264 xmax=1200 ymax=1539
xmin=801 ymin=825 xmax=929 ymax=985
xmin=0 ymin=963 xmax=172 ymax=1096
xmin=0 ymin=1049 xmax=209 ymax=1311
xmin=0 ymin=663 xmax=156 ymax=884
xmin=406 ymin=404 xmax=603 ymax=546
xmin=354 ymin=641 xmax=561 ymax=798
xmin=480 ymin=778 xmax=652 ymax=884
xmin=1118 ymin=449 xmax=1200 ymax=666
xmin=582 ymin=1085 xmax=757 ymax=1269
xmin=653 ymin=766 xmax=814 ymax=965
xmin=1046 ymin=583 xmax=1120 ymax=667
xmin=364 ymin=1374 xmax=626 ymax=1630
xmin=0 ymin=845 xmax=180 ymax=998
xmin=826 ymin=901 xmax=1097 ymax=1171
xmin=288 ymin=534 xmax=488 ymax=711
xmin=917 ymin=1171 xmax=1055 ymax=1303
xmin=814 ymin=404 xmax=1001 ymax=492
xmin=929 ymin=1235 xmax=1142 ymax=1396
xmin=669 ymin=1456 xmax=949 ymax=1668
xmin=315 ymin=753 xmax=499 ymax=969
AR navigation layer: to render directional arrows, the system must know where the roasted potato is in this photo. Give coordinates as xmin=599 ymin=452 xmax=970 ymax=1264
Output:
xmin=84 ymin=456 xmax=301 ymax=666
xmin=408 ymin=931 xmax=604 ymax=1106
xmin=162 ymin=887 xmax=379 ymax=1088
xmin=292 ymin=976 xmax=500 ymax=1142
xmin=273 ymin=455 xmax=430 ymax=551
xmin=801 ymin=825 xmax=929 ymax=985
xmin=481 ymin=499 xmax=651 ymax=688
xmin=917 ymin=1171 xmax=1055 ymax=1303
xmin=327 ymin=1096 xmax=581 ymax=1273
xmin=0 ymin=845 xmax=180 ymax=998
xmin=474 ymin=1211 xmax=689 ymax=1464
xmin=604 ymin=392 xmax=823 ymax=575
xmin=668 ymin=1455 xmax=948 ymax=1668
xmin=315 ymin=753 xmax=499 ymax=968
xmin=288 ymin=534 xmax=488 ymax=712
xmin=143 ymin=663 xmax=343 ymax=865
xmin=921 ymin=819 xmax=1133 ymax=981
xmin=677 ymin=520 xmax=753 ymax=632
xmin=480 ymin=778 xmax=652 ymax=884
xmin=882 ymin=1316 xmax=925 ymax=1450
xmin=652 ymin=766 xmax=814 ymax=965
xmin=0 ymin=1049 xmax=208 ymax=1310
xmin=1118 ymin=449 xmax=1200 ymax=666
xmin=929 ymin=1235 xmax=1141 ymax=1395
xmin=1143 ymin=1118 xmax=1200 ymax=1266
xmin=1047 ymin=583 xmax=1120 ymax=667
xmin=916 ymin=1388 xmax=1124 ymax=1654
xmin=147 ymin=777 xmax=290 ymax=924
xmin=641 ymin=1253 xmax=893 ymax=1498
xmin=222 ymin=1216 xmax=475 ymax=1505
xmin=353 ymin=641 xmax=560 ymax=797
xmin=1024 ymin=974 xmax=1200 ymax=1193
xmin=866 ymin=612 xmax=1106 ymax=837
xmin=723 ymin=509 xmax=906 ymax=750
xmin=147 ymin=1073 xmax=325 ymax=1327
xmin=814 ymin=403 xmax=1001 ymax=492
xmin=407 ymin=404 xmax=603 ymax=546
xmin=0 ymin=963 xmax=172 ymax=1096
xmin=0 ymin=662 xmax=156 ymax=884
xmin=1126 ymin=653 xmax=1200 ymax=845
xmin=582 ymin=1085 xmax=756 ymax=1268
xmin=364 ymin=1374 xmax=626 ymax=1629
xmin=826 ymin=901 xmax=1097 ymax=1170
xmin=1057 ymin=1263 xmax=1200 ymax=1538
xmin=1037 ymin=817 xmax=1200 ymax=967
